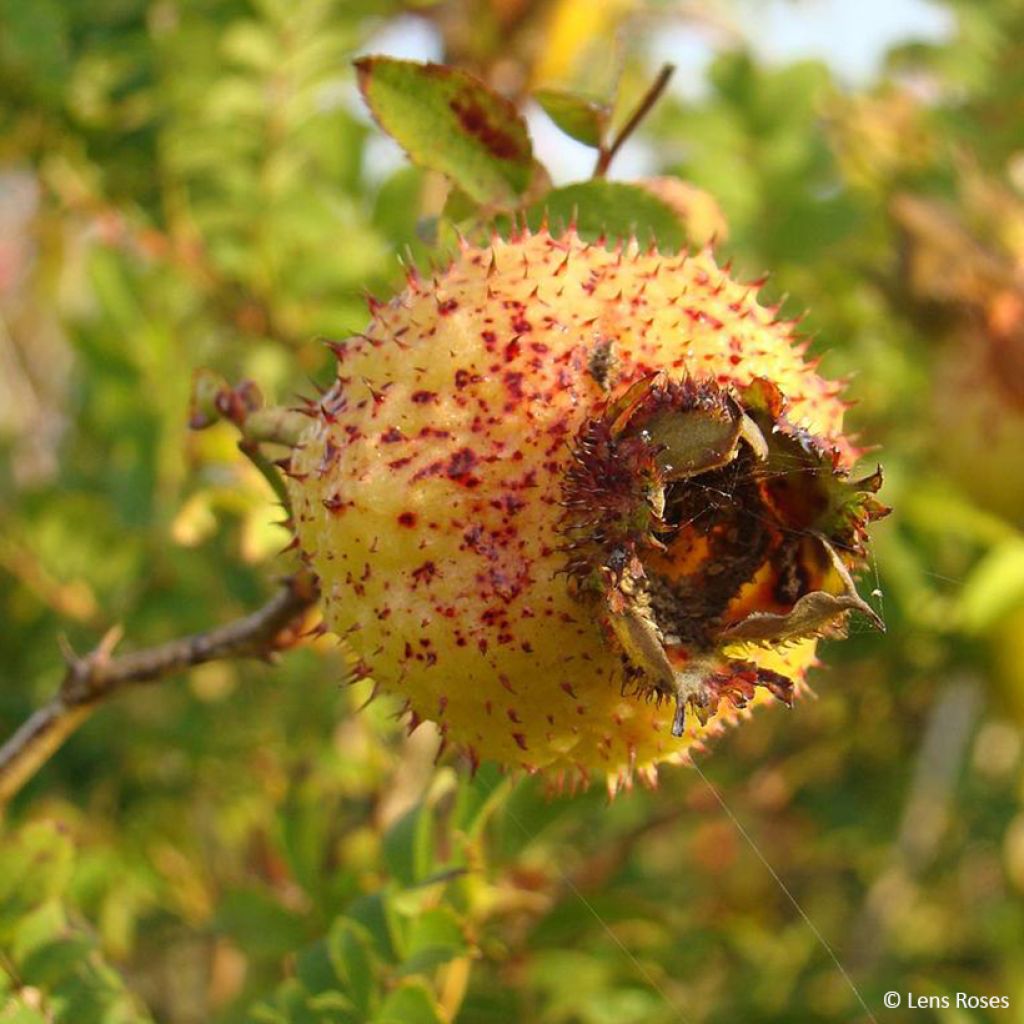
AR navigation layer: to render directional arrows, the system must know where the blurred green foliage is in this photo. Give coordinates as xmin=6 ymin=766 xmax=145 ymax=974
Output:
xmin=3 ymin=0 xmax=1024 ymax=1021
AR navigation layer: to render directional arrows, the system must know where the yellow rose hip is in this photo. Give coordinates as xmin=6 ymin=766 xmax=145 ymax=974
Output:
xmin=288 ymin=227 xmax=885 ymax=792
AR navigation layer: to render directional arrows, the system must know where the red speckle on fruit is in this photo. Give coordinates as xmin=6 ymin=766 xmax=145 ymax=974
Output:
xmin=411 ymin=561 xmax=438 ymax=585
xmin=446 ymin=447 xmax=479 ymax=484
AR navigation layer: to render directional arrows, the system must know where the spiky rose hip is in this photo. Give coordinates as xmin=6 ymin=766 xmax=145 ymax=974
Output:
xmin=288 ymin=228 xmax=886 ymax=790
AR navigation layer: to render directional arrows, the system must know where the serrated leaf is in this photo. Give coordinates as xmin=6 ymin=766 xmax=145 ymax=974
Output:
xmin=534 ymin=89 xmax=609 ymax=148
xmin=528 ymin=180 xmax=686 ymax=251
xmin=355 ymin=57 xmax=533 ymax=207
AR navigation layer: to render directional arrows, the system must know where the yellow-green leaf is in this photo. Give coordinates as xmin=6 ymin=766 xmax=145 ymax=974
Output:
xmin=534 ymin=88 xmax=609 ymax=148
xmin=374 ymin=981 xmax=445 ymax=1024
xmin=528 ymin=180 xmax=687 ymax=250
xmin=355 ymin=56 xmax=533 ymax=207
xmin=960 ymin=539 xmax=1024 ymax=633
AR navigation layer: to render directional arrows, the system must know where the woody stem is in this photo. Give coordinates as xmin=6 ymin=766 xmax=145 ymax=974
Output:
xmin=593 ymin=64 xmax=675 ymax=178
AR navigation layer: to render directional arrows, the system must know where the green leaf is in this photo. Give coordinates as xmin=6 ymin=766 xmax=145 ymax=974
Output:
xmin=248 ymin=999 xmax=289 ymax=1024
xmin=11 ymin=901 xmax=66 ymax=961
xmin=0 ymin=1002 xmax=50 ymax=1024
xmin=307 ymin=990 xmax=356 ymax=1010
xmin=327 ymin=919 xmax=379 ymax=1018
xmin=253 ymin=979 xmax=318 ymax=1024
xmin=20 ymin=936 xmax=94 ymax=986
xmin=960 ymin=539 xmax=1024 ymax=633
xmin=527 ymin=181 xmax=686 ymax=251
xmin=215 ymin=888 xmax=309 ymax=960
xmin=382 ymin=805 xmax=434 ymax=887
xmin=296 ymin=940 xmax=340 ymax=996
xmin=903 ymin=479 xmax=1018 ymax=547
xmin=0 ymin=823 xmax=74 ymax=926
xmin=346 ymin=892 xmax=404 ymax=963
xmin=374 ymin=981 xmax=445 ymax=1024
xmin=534 ymin=89 xmax=609 ymax=148
xmin=0 ymin=0 xmax=69 ymax=103
xmin=399 ymin=907 xmax=467 ymax=976
xmin=355 ymin=57 xmax=534 ymax=207
xmin=306 ymin=991 xmax=358 ymax=1023
xmin=452 ymin=762 xmax=509 ymax=838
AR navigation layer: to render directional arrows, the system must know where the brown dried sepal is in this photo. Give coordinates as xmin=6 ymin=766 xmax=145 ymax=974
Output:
xmin=674 ymin=658 xmax=797 ymax=735
xmin=718 ymin=536 xmax=883 ymax=645
xmin=742 ymin=376 xmax=890 ymax=563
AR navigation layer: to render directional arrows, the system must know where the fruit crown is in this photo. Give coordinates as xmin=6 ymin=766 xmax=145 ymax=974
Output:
xmin=560 ymin=372 xmax=888 ymax=734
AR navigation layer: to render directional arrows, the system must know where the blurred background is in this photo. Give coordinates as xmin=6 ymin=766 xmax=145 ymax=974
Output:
xmin=2 ymin=0 xmax=1024 ymax=1020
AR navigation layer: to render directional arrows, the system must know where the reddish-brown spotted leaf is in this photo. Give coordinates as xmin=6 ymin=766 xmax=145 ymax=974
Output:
xmin=355 ymin=56 xmax=534 ymax=207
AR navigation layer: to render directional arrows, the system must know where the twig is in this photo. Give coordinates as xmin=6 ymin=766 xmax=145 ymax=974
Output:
xmin=0 ymin=570 xmax=320 ymax=806
xmin=593 ymin=64 xmax=675 ymax=178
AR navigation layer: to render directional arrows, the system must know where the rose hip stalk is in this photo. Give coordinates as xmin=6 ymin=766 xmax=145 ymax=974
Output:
xmin=287 ymin=227 xmax=886 ymax=792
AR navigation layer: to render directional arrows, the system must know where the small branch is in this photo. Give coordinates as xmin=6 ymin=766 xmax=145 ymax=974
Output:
xmin=0 ymin=570 xmax=319 ymax=807
xmin=593 ymin=64 xmax=675 ymax=178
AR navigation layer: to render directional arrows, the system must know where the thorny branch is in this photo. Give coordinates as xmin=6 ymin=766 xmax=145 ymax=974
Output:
xmin=0 ymin=570 xmax=319 ymax=806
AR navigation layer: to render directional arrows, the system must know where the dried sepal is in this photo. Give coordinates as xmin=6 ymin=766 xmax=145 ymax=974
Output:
xmin=718 ymin=536 xmax=883 ymax=645
xmin=561 ymin=369 xmax=884 ymax=735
